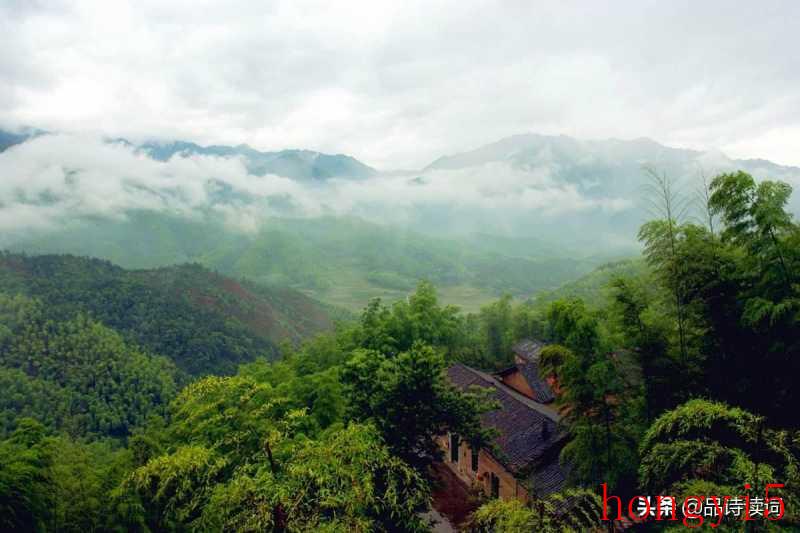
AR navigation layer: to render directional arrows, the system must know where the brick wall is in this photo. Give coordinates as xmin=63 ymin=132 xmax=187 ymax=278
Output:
xmin=438 ymin=434 xmax=529 ymax=502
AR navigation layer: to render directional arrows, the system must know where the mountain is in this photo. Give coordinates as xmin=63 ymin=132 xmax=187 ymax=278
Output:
xmin=0 ymin=128 xmax=42 ymax=152
xmin=4 ymin=128 xmax=799 ymax=311
xmin=9 ymin=213 xmax=605 ymax=312
xmin=532 ymin=257 xmax=648 ymax=309
xmin=419 ymin=133 xmax=800 ymax=245
xmin=424 ymin=133 xmax=800 ymax=185
xmin=125 ymin=138 xmax=378 ymax=180
xmin=0 ymin=253 xmax=335 ymax=375
xmin=1 ymin=128 xmax=377 ymax=180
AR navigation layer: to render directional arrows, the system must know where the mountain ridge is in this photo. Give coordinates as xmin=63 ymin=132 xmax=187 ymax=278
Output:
xmin=0 ymin=128 xmax=378 ymax=181
xmin=0 ymin=252 xmax=336 ymax=375
xmin=3 ymin=127 xmax=799 ymax=281
xmin=422 ymin=132 xmax=798 ymax=173
xmin=4 ymin=126 xmax=800 ymax=178
xmin=134 ymin=139 xmax=378 ymax=180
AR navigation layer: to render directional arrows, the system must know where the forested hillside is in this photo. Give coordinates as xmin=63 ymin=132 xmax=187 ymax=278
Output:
xmin=2 ymin=169 xmax=800 ymax=531
xmin=0 ymin=254 xmax=334 ymax=375
xmin=4 ymin=1 xmax=800 ymax=529
xmin=13 ymin=213 xmax=603 ymax=311
xmin=9 ymin=129 xmax=799 ymax=315
xmin=0 ymin=301 xmax=179 ymax=439
xmin=532 ymin=258 xmax=647 ymax=309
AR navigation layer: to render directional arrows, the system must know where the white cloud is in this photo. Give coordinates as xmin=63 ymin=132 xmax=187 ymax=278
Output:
xmin=0 ymin=133 xmax=632 ymax=236
xmin=1 ymin=1 xmax=799 ymax=169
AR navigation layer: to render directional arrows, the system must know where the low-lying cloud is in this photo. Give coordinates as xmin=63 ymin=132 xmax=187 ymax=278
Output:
xmin=0 ymin=133 xmax=634 ymax=241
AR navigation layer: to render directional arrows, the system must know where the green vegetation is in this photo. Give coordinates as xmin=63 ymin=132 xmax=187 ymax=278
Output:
xmin=14 ymin=212 xmax=605 ymax=311
xmin=0 ymin=418 xmax=135 ymax=532
xmin=470 ymin=489 xmax=603 ymax=532
xmin=0 ymin=276 xmax=499 ymax=531
xmin=0 ymin=307 xmax=177 ymax=439
xmin=342 ymin=342 xmax=494 ymax=470
xmin=0 ymin=253 xmax=333 ymax=376
xmin=533 ymin=258 xmax=647 ymax=309
xmin=543 ymin=300 xmax=643 ymax=490
xmin=123 ymin=373 xmax=431 ymax=532
xmin=520 ymin=170 xmax=800 ymax=527
xmin=2 ymin=169 xmax=800 ymax=530
xmin=0 ymin=290 xmax=178 ymax=439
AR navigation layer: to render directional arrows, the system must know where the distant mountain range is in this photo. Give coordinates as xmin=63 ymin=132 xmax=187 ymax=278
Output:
xmin=135 ymin=140 xmax=377 ymax=180
xmin=417 ymin=132 xmax=800 ymax=245
xmin=2 ymin=127 xmax=799 ymax=310
xmin=3 ymin=127 xmax=797 ymax=189
xmin=425 ymin=133 xmax=800 ymax=206
xmin=0 ymin=129 xmax=377 ymax=181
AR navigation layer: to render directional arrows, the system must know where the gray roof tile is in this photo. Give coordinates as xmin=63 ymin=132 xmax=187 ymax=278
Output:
xmin=446 ymin=363 xmax=566 ymax=496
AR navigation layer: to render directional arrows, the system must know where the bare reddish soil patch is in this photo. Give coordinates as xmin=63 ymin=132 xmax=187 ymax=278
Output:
xmin=430 ymin=462 xmax=481 ymax=530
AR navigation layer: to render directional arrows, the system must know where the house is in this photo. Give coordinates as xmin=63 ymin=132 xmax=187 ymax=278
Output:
xmin=495 ymin=362 xmax=555 ymax=403
xmin=494 ymin=339 xmax=556 ymax=403
xmin=440 ymin=362 xmax=568 ymax=502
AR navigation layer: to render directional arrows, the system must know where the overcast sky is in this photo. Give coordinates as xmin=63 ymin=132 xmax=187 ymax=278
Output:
xmin=2 ymin=0 xmax=799 ymax=169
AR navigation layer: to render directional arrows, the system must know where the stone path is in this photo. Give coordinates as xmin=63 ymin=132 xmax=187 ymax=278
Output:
xmin=421 ymin=508 xmax=457 ymax=533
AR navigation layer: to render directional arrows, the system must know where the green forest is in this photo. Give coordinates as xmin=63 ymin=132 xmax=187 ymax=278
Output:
xmin=13 ymin=213 xmax=611 ymax=312
xmin=1 ymin=169 xmax=799 ymax=531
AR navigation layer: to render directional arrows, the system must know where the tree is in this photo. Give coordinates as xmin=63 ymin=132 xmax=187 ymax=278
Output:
xmin=0 ymin=418 xmax=137 ymax=533
xmin=341 ymin=342 xmax=493 ymax=470
xmin=543 ymin=303 xmax=642 ymax=491
xmin=640 ymin=400 xmax=762 ymax=494
xmin=538 ymin=344 xmax=572 ymax=390
xmin=129 ymin=445 xmax=229 ymax=530
xmin=167 ymin=375 xmax=316 ymax=469
xmin=200 ymin=423 xmax=431 ymax=532
xmin=0 ymin=307 xmax=178 ymax=438
xmin=679 ymin=171 xmax=800 ymax=426
xmin=632 ymin=170 xmax=800 ymax=425
xmin=557 ymin=346 xmax=641 ymax=490
xmin=546 ymin=299 xmax=601 ymax=357
xmin=0 ymin=419 xmax=52 ymax=531
xmin=124 ymin=361 xmax=435 ymax=532
xmin=694 ymin=167 xmax=716 ymax=235
xmin=470 ymin=488 xmax=603 ymax=532
xmin=709 ymin=171 xmax=798 ymax=298
xmin=640 ymin=167 xmax=690 ymax=363
xmin=127 ymin=376 xmax=305 ymax=531
xmin=355 ymin=281 xmax=462 ymax=357
xmin=638 ymin=399 xmax=799 ymax=524
xmin=47 ymin=437 xmax=136 ymax=532
xmin=479 ymin=295 xmax=515 ymax=368
xmin=609 ymin=276 xmax=674 ymax=420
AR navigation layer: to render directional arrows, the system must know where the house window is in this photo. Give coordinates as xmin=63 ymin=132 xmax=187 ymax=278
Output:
xmin=490 ymin=472 xmax=500 ymax=498
xmin=471 ymin=447 xmax=479 ymax=472
xmin=449 ymin=433 xmax=459 ymax=463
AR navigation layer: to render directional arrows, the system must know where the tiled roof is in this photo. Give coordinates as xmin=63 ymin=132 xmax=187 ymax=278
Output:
xmin=512 ymin=339 xmax=546 ymax=363
xmin=498 ymin=361 xmax=556 ymax=404
xmin=446 ymin=364 xmax=566 ymax=494
xmin=528 ymin=458 xmax=569 ymax=497
xmin=518 ymin=362 xmax=555 ymax=403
